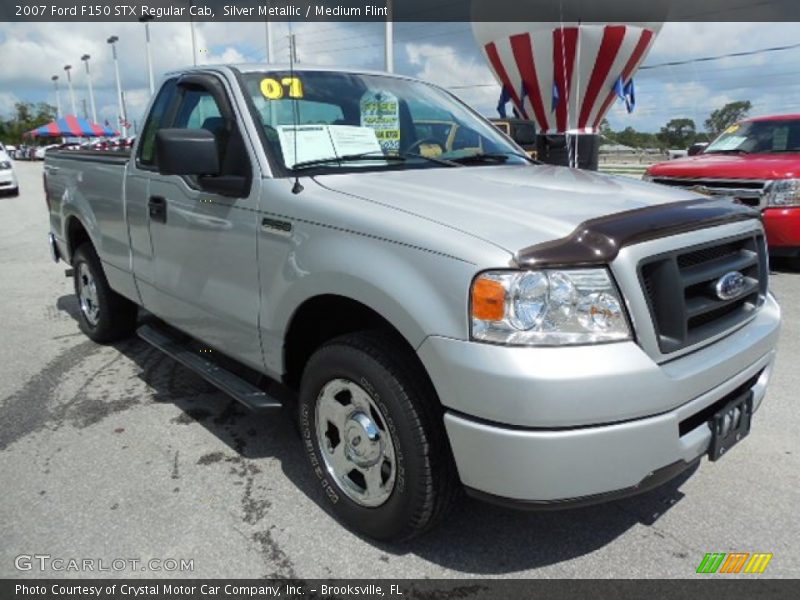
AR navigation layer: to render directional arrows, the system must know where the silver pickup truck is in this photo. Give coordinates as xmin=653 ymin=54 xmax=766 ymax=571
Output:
xmin=44 ymin=65 xmax=780 ymax=541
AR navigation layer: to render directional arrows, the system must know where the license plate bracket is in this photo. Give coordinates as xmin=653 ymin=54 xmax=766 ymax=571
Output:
xmin=709 ymin=392 xmax=753 ymax=461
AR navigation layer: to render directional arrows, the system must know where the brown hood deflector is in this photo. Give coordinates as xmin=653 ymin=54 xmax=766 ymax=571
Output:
xmin=515 ymin=198 xmax=760 ymax=268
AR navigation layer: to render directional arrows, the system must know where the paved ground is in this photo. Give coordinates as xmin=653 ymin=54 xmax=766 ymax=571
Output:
xmin=1 ymin=160 xmax=798 ymax=579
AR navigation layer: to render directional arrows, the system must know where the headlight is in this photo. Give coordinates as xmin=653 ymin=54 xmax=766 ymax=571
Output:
xmin=0 ymin=161 xmax=11 ymax=170
xmin=763 ymin=179 xmax=800 ymax=207
xmin=471 ymin=269 xmax=631 ymax=345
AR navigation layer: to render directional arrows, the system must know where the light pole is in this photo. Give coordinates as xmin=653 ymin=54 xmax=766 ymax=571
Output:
xmin=107 ymin=35 xmax=128 ymax=137
xmin=385 ymin=0 xmax=394 ymax=73
xmin=139 ymin=15 xmax=155 ymax=95
xmin=264 ymin=21 xmax=274 ymax=62
xmin=188 ymin=2 xmax=197 ymax=67
xmin=81 ymin=54 xmax=97 ymax=123
xmin=264 ymin=1 xmax=273 ymax=62
xmin=51 ymin=75 xmax=61 ymax=118
xmin=63 ymin=64 xmax=77 ymax=116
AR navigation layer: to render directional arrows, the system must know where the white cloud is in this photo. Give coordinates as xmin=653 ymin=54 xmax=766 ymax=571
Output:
xmin=405 ymin=42 xmax=498 ymax=112
xmin=3 ymin=20 xmax=800 ymax=135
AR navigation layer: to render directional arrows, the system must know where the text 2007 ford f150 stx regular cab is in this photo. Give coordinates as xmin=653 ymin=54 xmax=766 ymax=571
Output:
xmin=44 ymin=65 xmax=780 ymax=541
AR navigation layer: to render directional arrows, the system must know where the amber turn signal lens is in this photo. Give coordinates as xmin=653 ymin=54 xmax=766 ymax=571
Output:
xmin=472 ymin=277 xmax=506 ymax=321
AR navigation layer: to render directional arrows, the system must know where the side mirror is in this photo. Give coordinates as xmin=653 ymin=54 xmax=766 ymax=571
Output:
xmin=687 ymin=143 xmax=708 ymax=157
xmin=156 ymin=128 xmax=219 ymax=176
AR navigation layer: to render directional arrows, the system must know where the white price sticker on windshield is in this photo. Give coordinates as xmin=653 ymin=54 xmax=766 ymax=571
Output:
xmin=276 ymin=125 xmax=383 ymax=168
xmin=711 ymin=135 xmax=747 ymax=151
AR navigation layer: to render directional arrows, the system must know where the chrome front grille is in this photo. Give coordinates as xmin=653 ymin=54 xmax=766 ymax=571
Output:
xmin=650 ymin=177 xmax=766 ymax=209
xmin=638 ymin=233 xmax=768 ymax=354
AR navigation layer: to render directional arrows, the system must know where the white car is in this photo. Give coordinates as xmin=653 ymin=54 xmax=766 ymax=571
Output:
xmin=0 ymin=143 xmax=19 ymax=196
xmin=34 ymin=144 xmax=59 ymax=160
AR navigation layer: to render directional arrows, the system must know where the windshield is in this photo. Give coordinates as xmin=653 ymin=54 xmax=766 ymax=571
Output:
xmin=705 ymin=119 xmax=800 ymax=154
xmin=239 ymin=70 xmax=528 ymax=173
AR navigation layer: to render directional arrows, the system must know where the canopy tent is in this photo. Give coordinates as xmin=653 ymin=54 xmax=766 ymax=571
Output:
xmin=25 ymin=115 xmax=119 ymax=138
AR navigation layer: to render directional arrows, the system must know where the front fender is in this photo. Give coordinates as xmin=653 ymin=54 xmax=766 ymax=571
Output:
xmin=259 ymin=228 xmax=479 ymax=376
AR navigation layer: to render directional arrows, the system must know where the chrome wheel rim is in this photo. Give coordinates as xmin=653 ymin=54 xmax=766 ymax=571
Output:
xmin=315 ymin=378 xmax=396 ymax=507
xmin=77 ymin=262 xmax=100 ymax=326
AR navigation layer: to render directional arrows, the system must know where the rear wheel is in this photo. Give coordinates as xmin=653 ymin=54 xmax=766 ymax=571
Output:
xmin=72 ymin=243 xmax=138 ymax=343
xmin=298 ymin=331 xmax=459 ymax=541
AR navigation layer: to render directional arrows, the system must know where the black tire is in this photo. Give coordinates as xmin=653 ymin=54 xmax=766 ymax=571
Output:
xmin=72 ymin=243 xmax=138 ymax=343
xmin=10 ymin=187 xmax=19 ymax=197
xmin=298 ymin=331 xmax=460 ymax=541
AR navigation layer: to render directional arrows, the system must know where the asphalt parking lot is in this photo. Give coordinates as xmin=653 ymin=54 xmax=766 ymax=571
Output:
xmin=1 ymin=160 xmax=798 ymax=579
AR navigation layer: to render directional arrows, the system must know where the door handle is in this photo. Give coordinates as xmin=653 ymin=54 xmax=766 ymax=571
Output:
xmin=148 ymin=195 xmax=167 ymax=223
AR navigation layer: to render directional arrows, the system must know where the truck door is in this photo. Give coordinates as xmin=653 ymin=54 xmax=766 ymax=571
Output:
xmin=127 ymin=77 xmax=179 ymax=310
xmin=145 ymin=73 xmax=264 ymax=371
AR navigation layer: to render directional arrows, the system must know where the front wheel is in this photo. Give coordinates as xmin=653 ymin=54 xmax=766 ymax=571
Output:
xmin=72 ymin=243 xmax=138 ymax=343
xmin=298 ymin=332 xmax=459 ymax=541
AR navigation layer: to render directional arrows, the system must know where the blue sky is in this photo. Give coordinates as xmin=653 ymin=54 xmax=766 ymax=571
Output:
xmin=1 ymin=21 xmax=799 ymax=133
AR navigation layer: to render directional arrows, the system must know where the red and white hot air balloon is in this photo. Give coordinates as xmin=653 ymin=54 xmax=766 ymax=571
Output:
xmin=472 ymin=19 xmax=663 ymax=134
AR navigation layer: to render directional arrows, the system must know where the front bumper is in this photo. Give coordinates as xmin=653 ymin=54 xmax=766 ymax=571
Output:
xmin=418 ymin=294 xmax=780 ymax=503
xmin=763 ymin=207 xmax=800 ymax=254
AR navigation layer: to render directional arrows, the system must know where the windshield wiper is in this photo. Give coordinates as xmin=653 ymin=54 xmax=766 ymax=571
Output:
xmin=705 ymin=148 xmax=748 ymax=154
xmin=450 ymin=151 xmax=539 ymax=165
xmin=291 ymin=152 xmax=406 ymax=170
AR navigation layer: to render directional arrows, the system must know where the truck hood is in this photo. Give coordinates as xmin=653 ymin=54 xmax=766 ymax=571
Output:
xmin=314 ymin=165 xmax=700 ymax=254
xmin=648 ymin=153 xmax=800 ymax=180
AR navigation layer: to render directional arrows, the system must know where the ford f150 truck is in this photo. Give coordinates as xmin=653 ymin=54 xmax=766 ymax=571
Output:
xmin=44 ymin=65 xmax=780 ymax=541
xmin=646 ymin=114 xmax=800 ymax=265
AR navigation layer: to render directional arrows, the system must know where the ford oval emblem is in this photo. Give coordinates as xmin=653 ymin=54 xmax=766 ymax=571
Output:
xmin=715 ymin=271 xmax=746 ymax=301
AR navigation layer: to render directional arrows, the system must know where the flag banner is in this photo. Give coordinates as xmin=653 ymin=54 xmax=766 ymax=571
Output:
xmin=551 ymin=81 xmax=561 ymax=113
xmin=614 ymin=76 xmax=636 ymax=113
xmin=497 ymin=85 xmax=511 ymax=118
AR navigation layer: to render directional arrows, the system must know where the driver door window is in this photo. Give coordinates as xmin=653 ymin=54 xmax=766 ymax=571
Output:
xmin=171 ymin=88 xmax=251 ymax=181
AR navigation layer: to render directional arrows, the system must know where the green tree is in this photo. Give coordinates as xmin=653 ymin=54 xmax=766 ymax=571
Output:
xmin=704 ymin=100 xmax=752 ymax=137
xmin=657 ymin=118 xmax=697 ymax=149
xmin=1 ymin=101 xmax=57 ymax=145
xmin=612 ymin=126 xmax=657 ymax=149
xmin=614 ymin=126 xmax=638 ymax=147
xmin=599 ymin=118 xmax=615 ymax=141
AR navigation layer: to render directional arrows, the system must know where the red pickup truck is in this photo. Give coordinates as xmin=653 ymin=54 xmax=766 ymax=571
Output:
xmin=645 ymin=114 xmax=800 ymax=264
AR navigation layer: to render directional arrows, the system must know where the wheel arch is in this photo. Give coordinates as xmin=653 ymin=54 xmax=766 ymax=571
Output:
xmin=64 ymin=215 xmax=94 ymax=264
xmin=282 ymin=293 xmax=434 ymax=393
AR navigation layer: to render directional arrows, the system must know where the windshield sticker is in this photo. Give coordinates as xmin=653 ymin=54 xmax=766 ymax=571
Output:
xmin=260 ymin=77 xmax=304 ymax=100
xmin=276 ymin=124 xmax=382 ymax=168
xmin=360 ymin=91 xmax=400 ymax=152
xmin=710 ymin=135 xmax=747 ymax=151
xmin=725 ymin=124 xmax=740 ymax=134
xmin=329 ymin=125 xmax=383 ymax=157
